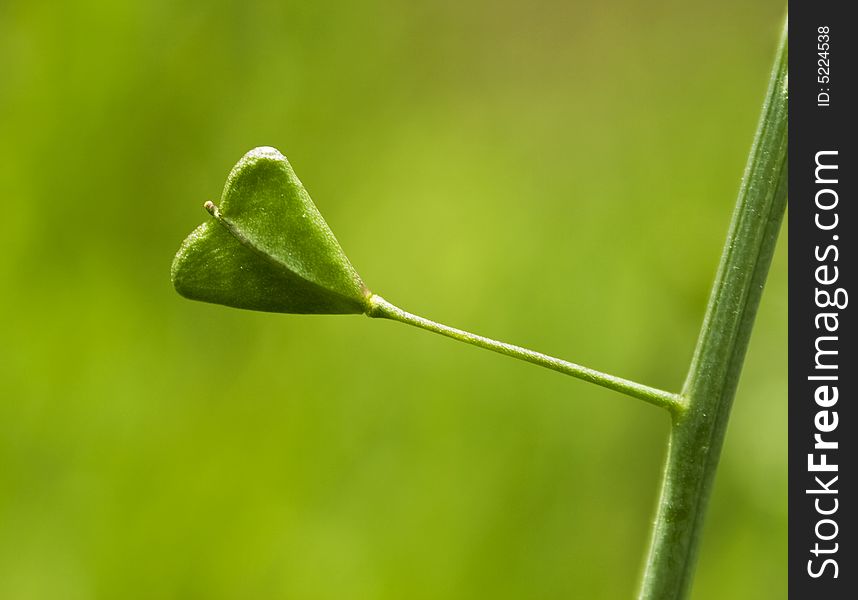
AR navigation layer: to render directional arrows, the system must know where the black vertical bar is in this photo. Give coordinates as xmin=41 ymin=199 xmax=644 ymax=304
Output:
xmin=789 ymin=2 xmax=856 ymax=597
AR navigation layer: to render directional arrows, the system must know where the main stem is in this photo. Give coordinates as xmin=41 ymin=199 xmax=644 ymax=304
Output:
xmin=367 ymin=295 xmax=680 ymax=412
xmin=638 ymin=22 xmax=787 ymax=600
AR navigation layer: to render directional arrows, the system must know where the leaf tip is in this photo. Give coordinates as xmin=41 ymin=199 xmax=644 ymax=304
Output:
xmin=233 ymin=146 xmax=288 ymax=174
xmin=246 ymin=146 xmax=284 ymax=160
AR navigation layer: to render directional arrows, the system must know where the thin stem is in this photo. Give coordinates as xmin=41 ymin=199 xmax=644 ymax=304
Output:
xmin=638 ymin=20 xmax=787 ymax=600
xmin=368 ymin=294 xmax=682 ymax=412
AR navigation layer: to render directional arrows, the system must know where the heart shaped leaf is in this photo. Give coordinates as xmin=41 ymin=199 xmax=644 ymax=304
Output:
xmin=171 ymin=147 xmax=371 ymax=314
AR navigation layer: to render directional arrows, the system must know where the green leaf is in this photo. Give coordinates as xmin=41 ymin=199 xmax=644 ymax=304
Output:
xmin=171 ymin=147 xmax=371 ymax=314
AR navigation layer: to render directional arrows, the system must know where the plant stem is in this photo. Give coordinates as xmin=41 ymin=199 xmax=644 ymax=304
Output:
xmin=367 ymin=294 xmax=681 ymax=412
xmin=638 ymin=21 xmax=788 ymax=600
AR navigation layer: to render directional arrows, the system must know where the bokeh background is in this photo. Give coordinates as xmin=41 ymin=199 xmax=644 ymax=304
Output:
xmin=0 ymin=1 xmax=786 ymax=598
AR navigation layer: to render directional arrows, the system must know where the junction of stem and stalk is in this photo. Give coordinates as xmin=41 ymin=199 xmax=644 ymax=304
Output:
xmin=637 ymin=22 xmax=787 ymax=600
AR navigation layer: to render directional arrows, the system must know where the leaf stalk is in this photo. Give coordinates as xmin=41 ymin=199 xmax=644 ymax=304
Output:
xmin=368 ymin=294 xmax=682 ymax=412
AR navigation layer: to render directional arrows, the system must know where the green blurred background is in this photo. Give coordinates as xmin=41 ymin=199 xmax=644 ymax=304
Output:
xmin=0 ymin=1 xmax=786 ymax=598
